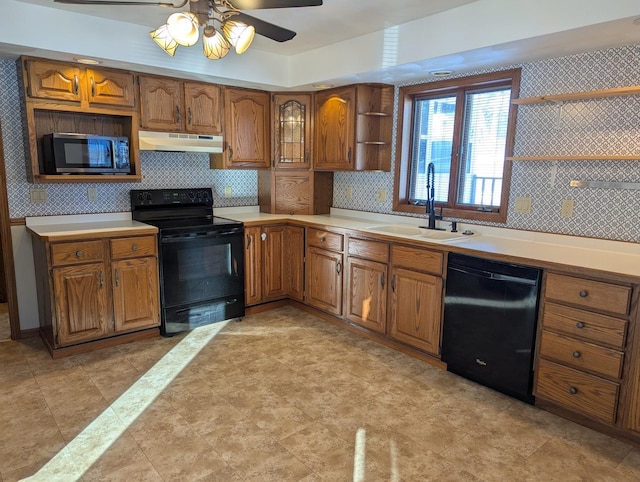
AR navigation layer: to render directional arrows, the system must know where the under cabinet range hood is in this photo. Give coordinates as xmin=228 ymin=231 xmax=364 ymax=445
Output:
xmin=138 ymin=130 xmax=224 ymax=153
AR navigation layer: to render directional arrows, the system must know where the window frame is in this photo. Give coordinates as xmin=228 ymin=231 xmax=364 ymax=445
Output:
xmin=393 ymin=68 xmax=521 ymax=223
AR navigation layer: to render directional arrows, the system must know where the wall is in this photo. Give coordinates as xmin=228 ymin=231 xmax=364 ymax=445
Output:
xmin=333 ymin=44 xmax=640 ymax=243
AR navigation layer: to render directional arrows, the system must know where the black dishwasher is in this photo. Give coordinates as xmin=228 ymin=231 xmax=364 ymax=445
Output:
xmin=441 ymin=253 xmax=541 ymax=404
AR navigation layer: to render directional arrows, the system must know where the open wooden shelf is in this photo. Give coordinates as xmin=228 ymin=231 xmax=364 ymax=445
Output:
xmin=507 ymin=155 xmax=640 ymax=161
xmin=512 ymin=85 xmax=640 ymax=105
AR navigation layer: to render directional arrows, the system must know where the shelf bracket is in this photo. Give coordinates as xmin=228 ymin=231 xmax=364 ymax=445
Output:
xmin=552 ymin=100 xmax=563 ymax=129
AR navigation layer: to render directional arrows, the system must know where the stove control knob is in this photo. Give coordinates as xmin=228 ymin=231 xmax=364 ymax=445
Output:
xmin=196 ymin=191 xmax=203 ymax=199
xmin=188 ymin=191 xmax=195 ymax=199
xmin=146 ymin=192 xmax=152 ymax=201
xmin=137 ymin=192 xmax=144 ymax=201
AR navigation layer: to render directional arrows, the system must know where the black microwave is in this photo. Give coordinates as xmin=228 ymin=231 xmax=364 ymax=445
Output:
xmin=42 ymin=133 xmax=131 ymax=175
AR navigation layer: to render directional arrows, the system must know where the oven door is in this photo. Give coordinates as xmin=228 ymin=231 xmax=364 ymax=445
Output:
xmin=159 ymin=227 xmax=245 ymax=309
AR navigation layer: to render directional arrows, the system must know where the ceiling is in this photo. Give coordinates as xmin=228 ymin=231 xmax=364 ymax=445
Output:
xmin=5 ymin=0 xmax=640 ymax=90
xmin=16 ymin=0 xmax=480 ymax=55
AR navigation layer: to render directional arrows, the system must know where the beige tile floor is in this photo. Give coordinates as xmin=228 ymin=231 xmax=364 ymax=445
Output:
xmin=1 ymin=305 xmax=640 ymax=481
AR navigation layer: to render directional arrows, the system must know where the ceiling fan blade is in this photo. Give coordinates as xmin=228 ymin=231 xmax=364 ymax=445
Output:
xmin=229 ymin=0 xmax=322 ymax=9
xmin=234 ymin=12 xmax=296 ymax=42
xmin=53 ymin=0 xmax=184 ymax=6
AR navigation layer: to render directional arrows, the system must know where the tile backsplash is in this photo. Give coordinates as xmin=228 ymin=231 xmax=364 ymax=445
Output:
xmin=2 ymin=44 xmax=640 ymax=242
xmin=333 ymin=44 xmax=640 ymax=242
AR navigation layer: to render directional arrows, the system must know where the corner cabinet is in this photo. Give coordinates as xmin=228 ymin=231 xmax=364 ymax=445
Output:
xmin=212 ymin=87 xmax=270 ymax=169
xmin=20 ymin=56 xmax=142 ymax=183
xmin=314 ymin=83 xmax=393 ymax=171
xmin=244 ymin=224 xmax=304 ymax=306
xmin=138 ymin=75 xmax=222 ymax=135
xmin=30 ymin=229 xmax=160 ymax=358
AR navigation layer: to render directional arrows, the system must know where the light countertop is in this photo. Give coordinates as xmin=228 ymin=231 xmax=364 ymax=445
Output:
xmin=223 ymin=209 xmax=640 ymax=280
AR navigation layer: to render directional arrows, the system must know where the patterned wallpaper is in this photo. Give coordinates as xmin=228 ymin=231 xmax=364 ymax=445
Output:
xmin=0 ymin=60 xmax=257 ymax=219
xmin=1 ymin=45 xmax=640 ymax=242
xmin=333 ymin=44 xmax=640 ymax=242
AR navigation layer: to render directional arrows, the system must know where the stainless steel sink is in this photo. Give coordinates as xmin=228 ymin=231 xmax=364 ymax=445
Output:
xmin=366 ymin=224 xmax=424 ymax=236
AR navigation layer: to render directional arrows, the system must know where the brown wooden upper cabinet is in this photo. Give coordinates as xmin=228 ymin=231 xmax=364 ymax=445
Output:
xmin=24 ymin=58 xmax=136 ymax=108
xmin=272 ymin=93 xmax=312 ymax=169
xmin=314 ymin=83 xmax=393 ymax=171
xmin=138 ymin=75 xmax=222 ymax=135
xmin=217 ymin=87 xmax=270 ymax=169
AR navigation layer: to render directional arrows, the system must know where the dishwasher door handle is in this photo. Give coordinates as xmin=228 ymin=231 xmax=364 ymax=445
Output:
xmin=448 ymin=264 xmax=538 ymax=286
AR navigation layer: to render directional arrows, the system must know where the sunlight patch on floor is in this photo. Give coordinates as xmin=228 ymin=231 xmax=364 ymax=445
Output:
xmin=21 ymin=320 xmax=230 ymax=482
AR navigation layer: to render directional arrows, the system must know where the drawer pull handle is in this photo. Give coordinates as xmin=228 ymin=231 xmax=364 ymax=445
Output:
xmin=576 ymin=322 xmax=585 ymax=329
xmin=572 ymin=351 xmax=581 ymax=358
xmin=569 ymin=386 xmax=578 ymax=395
xmin=132 ymin=244 xmax=138 ymax=251
xmin=579 ymin=290 xmax=588 ymax=298
xmin=320 ymin=237 xmax=326 ymax=242
xmin=75 ymin=250 xmax=82 ymax=257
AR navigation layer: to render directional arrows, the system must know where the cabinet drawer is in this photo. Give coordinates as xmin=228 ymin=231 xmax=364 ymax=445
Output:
xmin=307 ymin=228 xmax=343 ymax=251
xmin=111 ymin=236 xmax=157 ymax=259
xmin=347 ymin=238 xmax=389 ymax=262
xmin=51 ymin=240 xmax=104 ymax=266
xmin=542 ymin=302 xmax=627 ymax=349
xmin=391 ymin=245 xmax=443 ymax=275
xmin=536 ymin=359 xmax=619 ymax=424
xmin=539 ymin=330 xmax=624 ymax=379
xmin=545 ymin=273 xmax=630 ymax=316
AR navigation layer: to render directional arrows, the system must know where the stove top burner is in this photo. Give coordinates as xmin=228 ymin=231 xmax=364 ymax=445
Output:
xmin=130 ymin=188 xmax=242 ymax=234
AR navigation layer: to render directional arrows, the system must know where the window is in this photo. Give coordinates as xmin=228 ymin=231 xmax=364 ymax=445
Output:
xmin=394 ymin=69 xmax=521 ymax=222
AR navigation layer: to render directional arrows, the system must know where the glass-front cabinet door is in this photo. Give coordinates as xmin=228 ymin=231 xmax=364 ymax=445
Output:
xmin=272 ymin=93 xmax=312 ymax=169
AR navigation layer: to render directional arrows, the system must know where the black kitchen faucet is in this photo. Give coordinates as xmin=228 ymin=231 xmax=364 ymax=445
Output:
xmin=420 ymin=162 xmax=444 ymax=230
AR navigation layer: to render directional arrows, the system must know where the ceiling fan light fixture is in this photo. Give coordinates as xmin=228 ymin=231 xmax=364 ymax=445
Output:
xmin=166 ymin=11 xmax=200 ymax=47
xmin=203 ymin=26 xmax=230 ymax=60
xmin=222 ymin=19 xmax=255 ymax=54
xmin=150 ymin=23 xmax=179 ymax=56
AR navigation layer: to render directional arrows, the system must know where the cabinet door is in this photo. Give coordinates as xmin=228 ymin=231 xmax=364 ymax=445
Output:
xmin=263 ymin=225 xmax=286 ymax=300
xmin=139 ymin=76 xmax=184 ymax=131
xmin=224 ymin=88 xmax=270 ymax=168
xmin=52 ymin=263 xmax=110 ymax=346
xmin=86 ymin=68 xmax=136 ymax=108
xmin=244 ymin=227 xmax=263 ymax=306
xmin=25 ymin=59 xmax=82 ymax=102
xmin=305 ymin=246 xmax=343 ymax=316
xmin=388 ymin=266 xmax=442 ymax=355
xmin=346 ymin=257 xmax=387 ymax=334
xmin=112 ymin=257 xmax=160 ymax=332
xmin=184 ymin=82 xmax=223 ymax=135
xmin=285 ymin=225 xmax=305 ymax=301
xmin=273 ymin=93 xmax=312 ymax=169
xmin=314 ymin=86 xmax=355 ymax=170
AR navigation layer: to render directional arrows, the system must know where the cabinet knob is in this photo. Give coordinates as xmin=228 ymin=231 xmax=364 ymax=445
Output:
xmin=572 ymin=351 xmax=581 ymax=359
xmin=260 ymin=232 xmax=267 ymax=241
xmin=569 ymin=386 xmax=578 ymax=395
xmin=576 ymin=322 xmax=585 ymax=329
xmin=132 ymin=244 xmax=138 ymax=251
xmin=75 ymin=250 xmax=82 ymax=258
xmin=320 ymin=237 xmax=325 ymax=242
xmin=579 ymin=290 xmax=588 ymax=298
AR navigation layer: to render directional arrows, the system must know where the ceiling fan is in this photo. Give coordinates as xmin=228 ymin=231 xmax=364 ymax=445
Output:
xmin=53 ymin=0 xmax=324 ymax=43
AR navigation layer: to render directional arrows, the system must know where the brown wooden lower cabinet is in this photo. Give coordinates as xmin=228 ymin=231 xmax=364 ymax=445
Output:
xmin=30 ymin=231 xmax=160 ymax=356
xmin=244 ymin=224 xmax=304 ymax=306
xmin=388 ymin=266 xmax=442 ymax=355
xmin=305 ymin=246 xmax=343 ymax=316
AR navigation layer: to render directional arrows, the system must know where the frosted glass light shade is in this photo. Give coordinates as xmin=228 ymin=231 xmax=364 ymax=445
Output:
xmin=150 ymin=24 xmax=179 ymax=56
xmin=203 ymin=26 xmax=230 ymax=60
xmin=167 ymin=12 xmax=200 ymax=47
xmin=222 ymin=20 xmax=255 ymax=54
